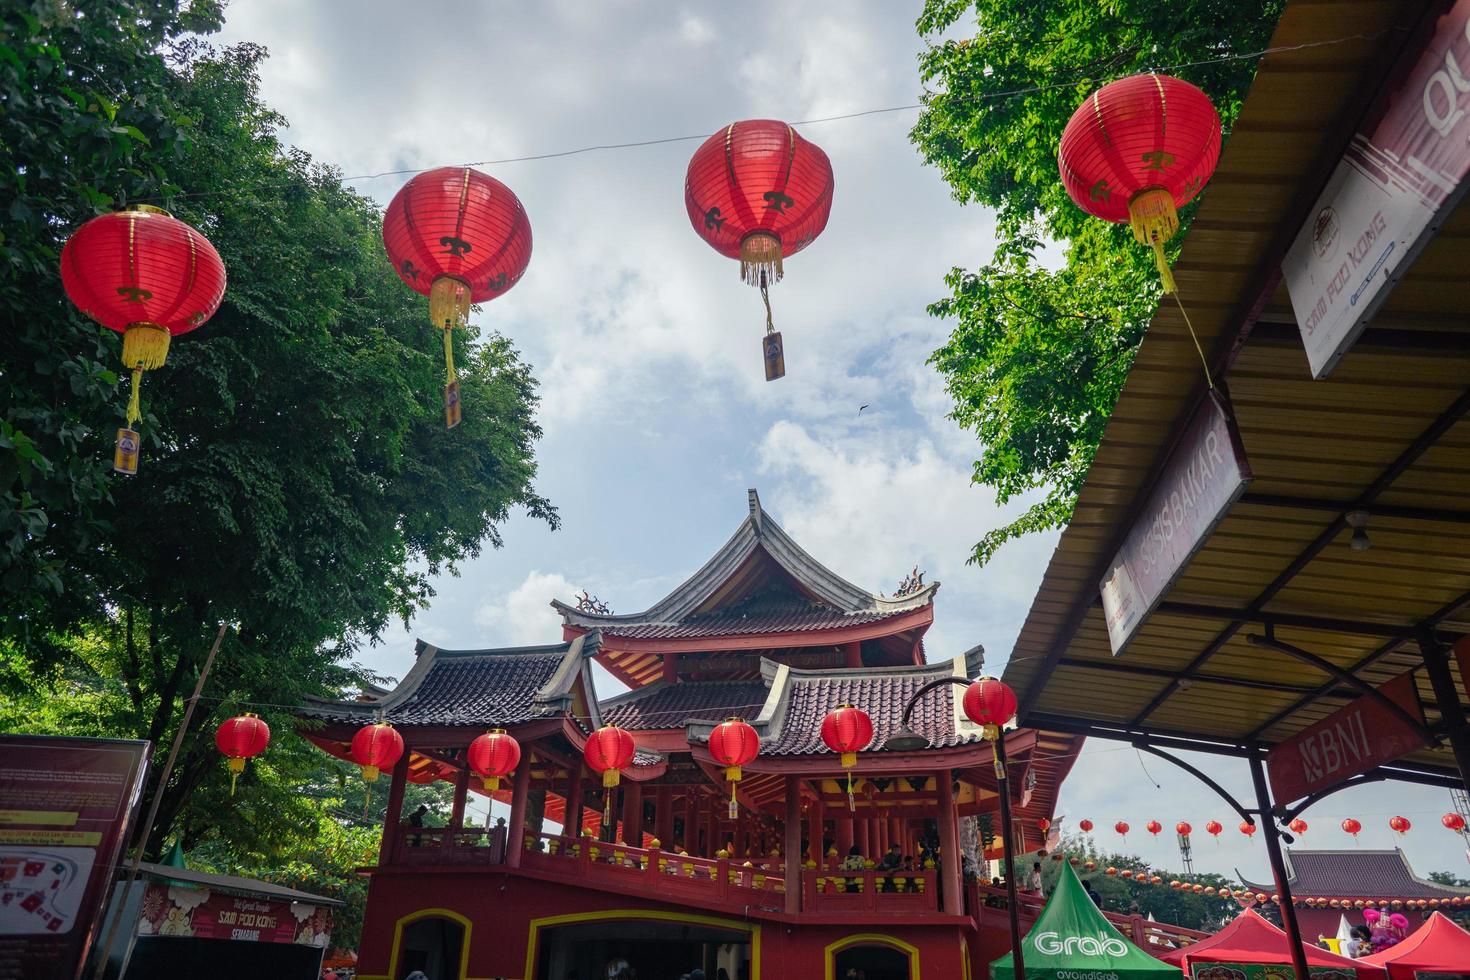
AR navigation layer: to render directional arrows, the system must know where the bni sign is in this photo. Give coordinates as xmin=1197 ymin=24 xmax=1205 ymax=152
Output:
xmin=1283 ymin=0 xmax=1470 ymax=379
xmin=1099 ymin=391 xmax=1252 ymax=656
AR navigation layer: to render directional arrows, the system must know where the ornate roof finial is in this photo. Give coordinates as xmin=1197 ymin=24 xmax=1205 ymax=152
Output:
xmin=575 ymin=590 xmax=611 ymax=615
xmin=895 ymin=566 xmax=926 ymax=597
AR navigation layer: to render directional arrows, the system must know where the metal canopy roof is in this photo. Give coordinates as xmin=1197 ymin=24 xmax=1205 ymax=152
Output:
xmin=1003 ymin=0 xmax=1469 ymax=782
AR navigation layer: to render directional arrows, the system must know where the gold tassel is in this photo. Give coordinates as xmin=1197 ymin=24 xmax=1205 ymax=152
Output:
xmin=121 ymin=323 xmax=171 ymax=372
xmin=739 ymin=232 xmax=783 ymax=286
xmin=126 ymin=367 xmax=144 ymax=428
xmin=431 ymin=277 xmax=469 ymax=429
xmin=228 ymin=757 xmax=245 ymax=797
xmin=847 ymin=770 xmax=855 ymax=812
xmin=1128 ymin=189 xmax=1180 ymax=294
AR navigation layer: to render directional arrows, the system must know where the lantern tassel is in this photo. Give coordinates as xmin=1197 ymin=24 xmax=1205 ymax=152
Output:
xmin=1127 ymin=189 xmax=1179 ymax=294
xmin=739 ymin=231 xmax=784 ymax=287
xmin=1150 ymin=238 xmax=1176 ymax=294
xmin=443 ymin=324 xmax=457 ymax=384
xmin=126 ymin=366 xmax=144 ymax=427
xmin=227 ymin=757 xmax=245 ymax=797
xmin=847 ymin=770 xmax=855 ymax=813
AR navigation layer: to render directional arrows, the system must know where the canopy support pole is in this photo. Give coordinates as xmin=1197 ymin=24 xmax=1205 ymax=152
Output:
xmin=1248 ymin=754 xmax=1311 ymax=980
xmin=995 ymin=734 xmax=1026 ymax=980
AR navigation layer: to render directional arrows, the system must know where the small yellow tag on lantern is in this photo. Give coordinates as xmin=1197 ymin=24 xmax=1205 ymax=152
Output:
xmin=762 ymin=332 xmax=785 ymax=381
xmin=113 ymin=428 xmax=140 ymax=475
xmin=444 ymin=380 xmax=462 ymax=429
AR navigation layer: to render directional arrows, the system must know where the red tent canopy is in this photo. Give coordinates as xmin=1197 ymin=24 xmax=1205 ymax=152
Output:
xmin=1359 ymin=912 xmax=1470 ymax=979
xmin=1158 ymin=909 xmax=1383 ymax=978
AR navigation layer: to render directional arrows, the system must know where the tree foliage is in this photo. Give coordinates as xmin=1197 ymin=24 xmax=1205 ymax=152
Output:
xmin=912 ymin=0 xmax=1282 ymax=563
xmin=0 ymin=0 xmax=554 ymax=934
xmin=1041 ymin=833 xmax=1239 ymax=932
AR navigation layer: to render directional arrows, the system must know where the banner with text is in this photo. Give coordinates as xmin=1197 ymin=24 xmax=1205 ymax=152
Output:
xmin=1100 ymin=392 xmax=1252 ymax=656
xmin=0 ymin=735 xmax=149 ymax=980
xmin=1267 ymin=671 xmax=1429 ymax=804
xmin=136 ymin=882 xmax=333 ymax=948
xmin=1283 ymin=0 xmax=1470 ymax=378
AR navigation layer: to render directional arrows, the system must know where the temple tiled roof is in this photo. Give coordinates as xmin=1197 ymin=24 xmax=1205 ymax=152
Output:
xmin=299 ymin=633 xmax=601 ymax=728
xmin=553 ymin=489 xmax=938 ymax=633
xmin=687 ymin=646 xmax=987 ymax=757
xmin=1238 ymin=849 xmax=1470 ymax=899
xmin=601 ymin=679 xmax=770 ymax=730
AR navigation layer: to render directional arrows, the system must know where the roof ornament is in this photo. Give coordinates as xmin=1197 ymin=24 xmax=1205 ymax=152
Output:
xmin=574 ymin=590 xmax=611 ymax=615
xmin=895 ymin=566 xmax=926 ymax=597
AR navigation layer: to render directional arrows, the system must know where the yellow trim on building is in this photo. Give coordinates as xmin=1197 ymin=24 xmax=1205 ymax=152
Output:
xmin=523 ymin=908 xmax=761 ymax=980
xmin=386 ymin=906 xmax=475 ymax=980
xmin=823 ymin=932 xmax=922 ymax=980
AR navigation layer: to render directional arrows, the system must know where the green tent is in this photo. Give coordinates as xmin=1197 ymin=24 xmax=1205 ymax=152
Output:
xmin=991 ymin=861 xmax=1182 ymax=980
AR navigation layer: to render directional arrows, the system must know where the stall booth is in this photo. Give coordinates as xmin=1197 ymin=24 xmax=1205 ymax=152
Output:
xmin=1360 ymin=912 xmax=1470 ymax=979
xmin=90 ymin=861 xmax=340 ymax=980
xmin=1158 ymin=910 xmax=1382 ymax=979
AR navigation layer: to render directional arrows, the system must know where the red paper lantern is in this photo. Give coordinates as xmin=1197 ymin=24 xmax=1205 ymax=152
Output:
xmin=1240 ymin=821 xmax=1257 ymax=837
xmin=60 ymin=206 xmax=227 ymax=471
xmin=214 ymin=713 xmax=270 ymax=795
xmin=1289 ymin=818 xmax=1308 ymax=836
xmin=1192 ymin=884 xmax=1204 ymax=894
xmin=585 ymin=724 xmax=637 ymax=826
xmin=1038 ymin=818 xmax=1052 ymax=833
xmin=1084 ymin=860 xmax=1097 ymax=871
xmin=1204 ymin=886 xmax=1216 ymax=896
xmin=1389 ymin=815 xmax=1411 ymax=835
xmin=467 ymin=728 xmax=522 ymax=792
xmin=1442 ymin=812 xmax=1466 ymax=833
xmin=382 ymin=166 xmax=531 ymax=426
xmin=1058 ymin=73 xmax=1221 ymax=292
xmin=684 ymin=119 xmax=834 ymax=381
xmin=1146 ymin=820 xmax=1162 ymax=837
xmin=1105 ymin=866 xmax=1118 ymax=876
xmin=820 ymin=705 xmax=874 ymax=767
xmin=350 ymin=723 xmax=404 ymax=783
xmin=1341 ymin=818 xmax=1362 ymax=838
xmin=1079 ymin=819 xmax=1094 ymax=833
xmin=1176 ymin=822 xmax=1192 ymax=837
xmin=1205 ymin=820 xmax=1222 ymax=839
xmin=709 ymin=718 xmax=760 ymax=815
xmin=962 ymin=677 xmax=1018 ymax=740
xmin=1120 ymin=869 xmax=1134 ymax=879
xmin=1151 ymin=875 xmax=1163 ymax=885
xmin=1115 ymin=821 xmax=1130 ymax=839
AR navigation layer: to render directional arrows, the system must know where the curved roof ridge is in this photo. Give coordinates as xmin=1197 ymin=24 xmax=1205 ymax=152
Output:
xmin=555 ymin=489 xmax=938 ymax=628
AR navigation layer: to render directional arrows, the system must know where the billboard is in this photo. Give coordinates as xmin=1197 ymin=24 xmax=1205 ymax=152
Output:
xmin=0 ymin=735 xmax=149 ymax=980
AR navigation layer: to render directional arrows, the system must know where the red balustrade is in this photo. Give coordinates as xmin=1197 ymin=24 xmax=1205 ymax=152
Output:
xmin=803 ymin=869 xmax=939 ymax=914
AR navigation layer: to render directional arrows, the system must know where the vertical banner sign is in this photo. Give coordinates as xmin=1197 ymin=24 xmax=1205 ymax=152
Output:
xmin=1267 ymin=671 xmax=1429 ymax=804
xmin=1283 ymin=0 xmax=1470 ymax=379
xmin=0 ymin=736 xmax=149 ymax=980
xmin=1099 ymin=391 xmax=1253 ymax=656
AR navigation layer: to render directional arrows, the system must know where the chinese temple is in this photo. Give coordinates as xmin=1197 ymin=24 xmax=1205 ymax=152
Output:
xmin=1237 ymin=849 xmax=1470 ymax=941
xmin=296 ymin=490 xmax=1187 ymax=980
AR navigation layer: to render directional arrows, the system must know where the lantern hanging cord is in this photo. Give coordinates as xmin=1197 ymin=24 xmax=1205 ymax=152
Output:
xmin=141 ymin=31 xmax=1399 ymax=205
xmin=759 ymin=272 xmax=774 ymax=335
xmin=1172 ymin=292 xmax=1214 ymax=390
xmin=126 ymin=366 xmax=144 ymax=427
xmin=443 ymin=323 xmax=457 ymax=384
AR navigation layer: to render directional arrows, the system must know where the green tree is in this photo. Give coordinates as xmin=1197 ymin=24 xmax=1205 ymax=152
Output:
xmin=912 ymin=0 xmax=1282 ymax=563
xmin=1 ymin=2 xmax=554 ymax=870
xmin=1041 ymin=833 xmax=1238 ymax=932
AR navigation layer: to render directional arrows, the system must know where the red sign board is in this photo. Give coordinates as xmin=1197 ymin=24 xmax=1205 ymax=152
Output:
xmin=0 ymin=735 xmax=149 ymax=980
xmin=137 ymin=882 xmax=333 ymax=947
xmin=1267 ymin=672 xmax=1429 ymax=804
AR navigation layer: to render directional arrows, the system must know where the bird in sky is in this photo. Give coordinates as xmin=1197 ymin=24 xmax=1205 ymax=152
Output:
xmin=858 ymin=404 xmax=870 ymax=415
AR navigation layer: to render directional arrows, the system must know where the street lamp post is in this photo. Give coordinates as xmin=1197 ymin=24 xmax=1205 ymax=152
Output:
xmin=885 ymin=675 xmax=1025 ymax=980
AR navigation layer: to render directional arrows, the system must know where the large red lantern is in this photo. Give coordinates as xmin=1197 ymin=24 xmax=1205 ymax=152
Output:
xmin=1115 ymin=821 xmax=1130 ymax=840
xmin=1078 ymin=819 xmax=1094 ymax=833
xmin=1389 ymin=815 xmax=1411 ymax=835
xmin=1038 ymin=818 xmax=1052 ymax=833
xmin=60 ymin=206 xmax=227 ymax=473
xmin=467 ymin=728 xmax=521 ymax=792
xmin=1146 ymin=820 xmax=1162 ymax=837
xmin=1176 ymin=822 xmax=1192 ymax=838
xmin=382 ymin=166 xmax=532 ymax=427
xmin=1240 ymin=820 xmax=1257 ymax=838
xmin=685 ymin=119 xmax=834 ymax=381
xmin=709 ymin=718 xmax=761 ymax=817
xmin=962 ymin=677 xmax=1018 ymax=741
xmin=584 ymin=724 xmax=637 ymax=824
xmin=1289 ymin=818 xmax=1308 ymax=836
xmin=214 ymin=713 xmax=270 ymax=796
xmin=1443 ymin=812 xmax=1467 ymax=833
xmin=351 ymin=722 xmax=405 ymax=783
xmin=1341 ymin=818 xmax=1362 ymax=838
xmin=1205 ymin=820 xmax=1222 ymax=840
xmin=820 ymin=705 xmax=873 ymax=811
xmin=1058 ymin=73 xmax=1222 ymax=292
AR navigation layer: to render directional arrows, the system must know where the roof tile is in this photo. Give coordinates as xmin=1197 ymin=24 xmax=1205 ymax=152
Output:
xmin=603 ymin=680 xmax=770 ymax=730
xmin=1241 ymin=850 xmax=1470 ymax=899
xmin=763 ymin=669 xmax=981 ymax=755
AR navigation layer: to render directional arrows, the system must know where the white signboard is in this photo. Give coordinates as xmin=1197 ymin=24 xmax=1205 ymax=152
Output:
xmin=1284 ymin=0 xmax=1470 ymax=379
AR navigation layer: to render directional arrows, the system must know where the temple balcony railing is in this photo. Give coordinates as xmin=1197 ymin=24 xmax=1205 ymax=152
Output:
xmin=803 ymin=868 xmax=939 ymax=914
xmin=391 ymin=825 xmax=506 ymax=865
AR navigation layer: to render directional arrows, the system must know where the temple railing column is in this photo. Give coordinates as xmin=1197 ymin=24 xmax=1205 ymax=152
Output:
xmin=377 ymin=746 xmax=411 ymax=867
xmin=936 ymin=767 xmax=962 ymax=913
xmin=655 ymin=786 xmax=673 ymax=845
xmin=784 ymin=775 xmax=802 ymax=914
xmin=506 ymin=748 xmax=534 ymax=868
xmin=450 ymin=764 xmax=470 ymax=832
xmin=806 ymin=795 xmax=824 ymax=866
xmin=565 ymin=770 xmax=584 ymax=838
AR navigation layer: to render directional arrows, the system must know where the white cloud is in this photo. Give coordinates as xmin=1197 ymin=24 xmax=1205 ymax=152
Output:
xmin=474 ymin=570 xmax=578 ymax=647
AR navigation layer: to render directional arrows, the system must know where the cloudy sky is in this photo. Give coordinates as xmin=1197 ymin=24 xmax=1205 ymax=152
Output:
xmin=215 ymin=1 xmax=1470 ymax=883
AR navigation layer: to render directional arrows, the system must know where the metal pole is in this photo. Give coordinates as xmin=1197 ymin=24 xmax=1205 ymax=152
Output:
xmin=1248 ymin=754 xmax=1311 ymax=980
xmin=92 ymin=624 xmax=227 ymax=980
xmin=995 ymin=734 xmax=1026 ymax=979
xmin=1420 ymin=635 xmax=1470 ymax=795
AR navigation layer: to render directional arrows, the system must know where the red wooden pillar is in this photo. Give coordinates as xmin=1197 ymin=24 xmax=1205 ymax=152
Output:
xmin=856 ymin=816 xmax=870 ymax=859
xmin=836 ymin=814 xmax=854 ymax=861
xmin=844 ymin=641 xmax=862 ymax=668
xmin=451 ymin=765 xmax=470 ymax=830
xmin=876 ymin=817 xmax=888 ymax=854
xmin=506 ymin=751 xmax=534 ymax=868
xmin=377 ymin=748 xmax=412 ymax=867
xmin=890 ymin=817 xmax=903 ymax=853
xmin=662 ymin=652 xmax=677 ymax=682
xmin=655 ymin=786 xmax=673 ymax=845
xmin=621 ymin=781 xmax=643 ymax=844
xmin=565 ymin=771 xmax=584 ymax=837
xmin=706 ymin=795 xmax=720 ymax=856
xmin=936 ymin=767 xmax=962 ymax=913
xmin=807 ymin=799 xmax=824 ymax=864
xmin=785 ymin=775 xmax=802 ymax=914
